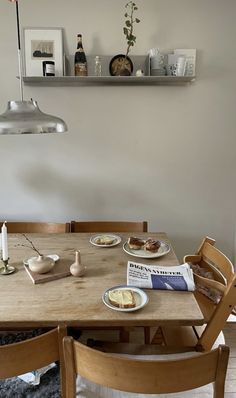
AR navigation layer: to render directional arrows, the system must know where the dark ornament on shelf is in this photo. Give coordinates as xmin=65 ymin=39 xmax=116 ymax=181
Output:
xmin=109 ymin=54 xmax=133 ymax=76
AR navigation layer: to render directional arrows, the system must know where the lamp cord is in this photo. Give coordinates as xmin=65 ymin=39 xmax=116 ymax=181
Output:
xmin=14 ymin=0 xmax=24 ymax=101
xmin=15 ymin=0 xmax=21 ymax=50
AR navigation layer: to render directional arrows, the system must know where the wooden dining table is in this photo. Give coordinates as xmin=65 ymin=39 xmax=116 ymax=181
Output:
xmin=0 ymin=232 xmax=204 ymax=329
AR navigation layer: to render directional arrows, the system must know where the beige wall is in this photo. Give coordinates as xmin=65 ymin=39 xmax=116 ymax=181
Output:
xmin=0 ymin=0 xmax=235 ymax=260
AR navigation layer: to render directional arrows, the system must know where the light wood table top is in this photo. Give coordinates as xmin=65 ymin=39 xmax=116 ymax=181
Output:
xmin=0 ymin=233 xmax=204 ymax=328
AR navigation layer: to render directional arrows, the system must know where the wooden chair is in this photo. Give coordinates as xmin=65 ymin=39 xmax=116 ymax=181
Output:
xmin=63 ymin=336 xmax=229 ymax=398
xmin=0 ymin=326 xmax=67 ymax=398
xmin=1 ymin=222 xmax=70 ymax=233
xmin=70 ymin=220 xmax=148 ymax=233
xmin=161 ymin=236 xmax=236 ymax=352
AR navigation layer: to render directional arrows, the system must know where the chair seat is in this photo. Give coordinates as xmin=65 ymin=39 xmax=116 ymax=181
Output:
xmin=161 ymin=324 xmax=225 ymax=350
xmin=76 ymin=350 xmax=214 ymax=398
xmin=76 ymin=377 xmax=213 ymax=398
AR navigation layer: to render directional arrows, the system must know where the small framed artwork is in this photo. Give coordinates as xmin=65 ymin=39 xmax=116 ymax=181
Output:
xmin=23 ymin=27 xmax=64 ymax=76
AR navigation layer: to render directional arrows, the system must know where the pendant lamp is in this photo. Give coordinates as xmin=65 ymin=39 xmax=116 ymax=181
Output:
xmin=0 ymin=0 xmax=67 ymax=134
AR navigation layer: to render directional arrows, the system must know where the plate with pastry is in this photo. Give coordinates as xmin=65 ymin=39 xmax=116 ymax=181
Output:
xmin=90 ymin=234 xmax=121 ymax=247
xmin=103 ymin=285 xmax=148 ymax=312
xmin=123 ymin=237 xmax=170 ymax=259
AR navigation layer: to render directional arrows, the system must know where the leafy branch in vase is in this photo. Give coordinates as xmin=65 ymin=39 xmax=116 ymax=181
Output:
xmin=17 ymin=234 xmax=43 ymax=256
xmin=123 ymin=1 xmax=140 ymax=58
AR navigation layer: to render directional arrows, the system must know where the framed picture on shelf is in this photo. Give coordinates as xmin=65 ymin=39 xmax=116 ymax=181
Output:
xmin=23 ymin=27 xmax=64 ymax=77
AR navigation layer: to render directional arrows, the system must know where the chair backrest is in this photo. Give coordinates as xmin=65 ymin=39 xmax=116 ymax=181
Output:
xmin=70 ymin=220 xmax=148 ymax=233
xmin=0 ymin=326 xmax=67 ymax=397
xmin=63 ymin=337 xmax=229 ymax=398
xmin=184 ymin=237 xmax=236 ymax=351
xmin=1 ymin=222 xmax=70 ymax=233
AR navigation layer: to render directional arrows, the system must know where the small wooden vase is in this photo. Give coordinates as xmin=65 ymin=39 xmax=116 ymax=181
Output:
xmin=70 ymin=250 xmax=86 ymax=277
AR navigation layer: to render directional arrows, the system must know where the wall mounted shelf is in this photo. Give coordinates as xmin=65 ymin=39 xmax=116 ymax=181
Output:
xmin=21 ymin=75 xmax=195 ymax=86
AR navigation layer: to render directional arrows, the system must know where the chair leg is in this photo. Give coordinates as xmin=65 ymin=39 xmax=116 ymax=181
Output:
xmin=119 ymin=327 xmax=131 ymax=342
xmin=144 ymin=327 xmax=151 ymax=344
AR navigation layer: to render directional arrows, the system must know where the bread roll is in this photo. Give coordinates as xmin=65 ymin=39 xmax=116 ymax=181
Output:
xmin=128 ymin=236 xmax=145 ymax=250
xmin=94 ymin=236 xmax=115 ymax=245
xmin=144 ymin=239 xmax=161 ymax=253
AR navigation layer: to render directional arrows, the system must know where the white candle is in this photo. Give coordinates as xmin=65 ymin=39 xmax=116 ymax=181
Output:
xmin=2 ymin=221 xmax=8 ymax=261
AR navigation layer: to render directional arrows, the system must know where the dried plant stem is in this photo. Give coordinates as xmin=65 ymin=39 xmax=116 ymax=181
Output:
xmin=18 ymin=234 xmax=42 ymax=256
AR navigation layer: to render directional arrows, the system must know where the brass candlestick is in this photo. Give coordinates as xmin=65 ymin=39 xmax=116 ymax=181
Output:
xmin=0 ymin=258 xmax=16 ymax=275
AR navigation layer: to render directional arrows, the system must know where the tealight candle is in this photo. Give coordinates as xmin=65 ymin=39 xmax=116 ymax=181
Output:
xmin=1 ymin=221 xmax=8 ymax=261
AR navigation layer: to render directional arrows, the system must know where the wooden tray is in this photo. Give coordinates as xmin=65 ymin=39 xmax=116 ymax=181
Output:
xmin=24 ymin=259 xmax=71 ymax=284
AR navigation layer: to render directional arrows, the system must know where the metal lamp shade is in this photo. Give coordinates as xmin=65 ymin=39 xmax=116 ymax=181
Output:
xmin=1 ymin=1 xmax=68 ymax=135
xmin=0 ymin=100 xmax=67 ymax=134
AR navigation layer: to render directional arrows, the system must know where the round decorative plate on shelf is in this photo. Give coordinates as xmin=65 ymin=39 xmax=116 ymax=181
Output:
xmin=102 ymin=285 xmax=148 ymax=312
xmin=109 ymin=54 xmax=133 ymax=76
xmin=90 ymin=234 xmax=121 ymax=248
xmin=123 ymin=241 xmax=170 ymax=259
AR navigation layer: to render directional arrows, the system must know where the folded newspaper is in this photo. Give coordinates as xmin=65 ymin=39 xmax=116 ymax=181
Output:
xmin=127 ymin=261 xmax=195 ymax=291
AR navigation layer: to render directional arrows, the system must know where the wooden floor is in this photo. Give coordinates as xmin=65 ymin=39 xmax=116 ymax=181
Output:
xmin=223 ymin=322 xmax=236 ymax=397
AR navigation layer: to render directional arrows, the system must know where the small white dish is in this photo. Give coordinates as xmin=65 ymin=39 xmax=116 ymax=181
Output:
xmin=102 ymin=285 xmax=148 ymax=312
xmin=24 ymin=254 xmax=59 ymax=266
xmin=90 ymin=234 xmax=121 ymax=248
xmin=123 ymin=241 xmax=170 ymax=259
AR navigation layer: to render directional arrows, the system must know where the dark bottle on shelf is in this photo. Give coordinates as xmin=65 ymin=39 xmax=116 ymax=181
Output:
xmin=42 ymin=60 xmax=55 ymax=76
xmin=74 ymin=34 xmax=87 ymax=76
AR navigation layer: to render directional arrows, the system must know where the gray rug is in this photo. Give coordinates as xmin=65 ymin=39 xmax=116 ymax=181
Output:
xmin=0 ymin=330 xmax=60 ymax=398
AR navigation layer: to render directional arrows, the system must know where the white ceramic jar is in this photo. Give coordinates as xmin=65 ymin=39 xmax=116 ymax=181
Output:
xmin=28 ymin=255 xmax=55 ymax=274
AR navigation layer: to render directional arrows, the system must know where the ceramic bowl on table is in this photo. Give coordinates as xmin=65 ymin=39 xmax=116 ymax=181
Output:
xmin=28 ymin=255 xmax=55 ymax=274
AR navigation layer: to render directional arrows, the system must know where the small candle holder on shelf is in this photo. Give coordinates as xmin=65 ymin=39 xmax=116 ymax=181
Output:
xmin=0 ymin=258 xmax=16 ymax=275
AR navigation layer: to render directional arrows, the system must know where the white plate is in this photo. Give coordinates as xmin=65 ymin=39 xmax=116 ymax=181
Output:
xmin=102 ymin=285 xmax=149 ymax=312
xmin=123 ymin=241 xmax=170 ymax=259
xmin=90 ymin=234 xmax=121 ymax=248
xmin=23 ymin=254 xmax=60 ymax=266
